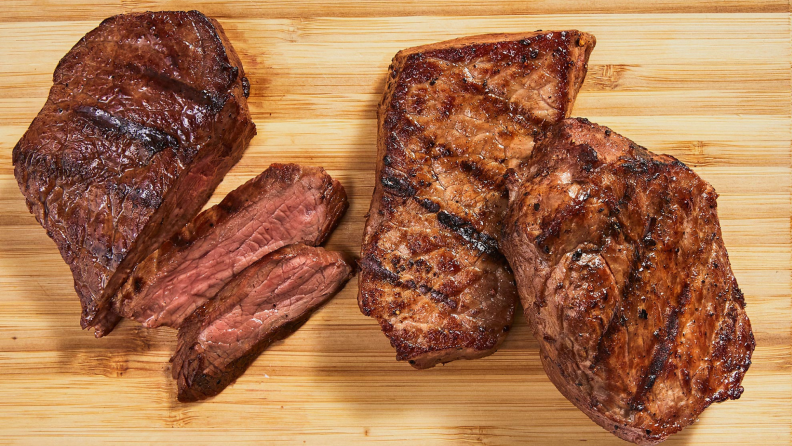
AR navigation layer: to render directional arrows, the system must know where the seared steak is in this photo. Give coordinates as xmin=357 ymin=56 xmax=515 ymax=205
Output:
xmin=359 ymin=31 xmax=595 ymax=368
xmin=12 ymin=10 xmax=256 ymax=336
xmin=172 ymin=244 xmax=352 ymax=402
xmin=115 ymin=164 xmax=348 ymax=329
xmin=501 ymin=118 xmax=754 ymax=444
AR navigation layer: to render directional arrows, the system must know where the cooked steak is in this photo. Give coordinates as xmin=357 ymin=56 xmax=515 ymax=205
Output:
xmin=12 ymin=10 xmax=256 ymax=336
xmin=359 ymin=31 xmax=596 ymax=368
xmin=115 ymin=164 xmax=348 ymax=329
xmin=172 ymin=244 xmax=352 ymax=402
xmin=501 ymin=118 xmax=754 ymax=444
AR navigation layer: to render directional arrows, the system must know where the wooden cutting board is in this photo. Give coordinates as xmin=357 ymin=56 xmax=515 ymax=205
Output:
xmin=0 ymin=1 xmax=789 ymax=444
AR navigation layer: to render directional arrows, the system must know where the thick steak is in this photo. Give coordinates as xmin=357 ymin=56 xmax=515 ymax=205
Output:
xmin=12 ymin=11 xmax=256 ymax=336
xmin=172 ymin=244 xmax=352 ymax=402
xmin=115 ymin=164 xmax=348 ymax=329
xmin=501 ymin=118 xmax=754 ymax=444
xmin=359 ymin=31 xmax=595 ymax=368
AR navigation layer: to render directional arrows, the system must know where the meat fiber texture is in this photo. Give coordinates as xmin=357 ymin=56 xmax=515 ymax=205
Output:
xmin=115 ymin=164 xmax=348 ymax=330
xmin=359 ymin=31 xmax=595 ymax=368
xmin=172 ymin=244 xmax=353 ymax=402
xmin=501 ymin=118 xmax=754 ymax=444
xmin=12 ymin=10 xmax=256 ymax=336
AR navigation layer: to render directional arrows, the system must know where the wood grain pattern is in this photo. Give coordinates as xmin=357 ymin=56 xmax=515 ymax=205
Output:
xmin=0 ymin=2 xmax=790 ymax=445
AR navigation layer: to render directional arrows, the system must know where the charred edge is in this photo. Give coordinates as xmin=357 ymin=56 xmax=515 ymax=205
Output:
xmin=74 ymin=105 xmax=178 ymax=155
xmin=138 ymin=66 xmax=230 ymax=112
xmin=436 ymin=211 xmax=499 ymax=255
xmin=630 ymin=283 xmax=691 ymax=412
xmin=360 ymin=255 xmax=457 ymax=310
xmin=241 ymin=77 xmax=250 ymax=98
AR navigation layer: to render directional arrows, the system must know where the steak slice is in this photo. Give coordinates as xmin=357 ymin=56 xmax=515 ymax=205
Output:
xmin=501 ymin=118 xmax=754 ymax=444
xmin=172 ymin=244 xmax=352 ymax=402
xmin=115 ymin=164 xmax=348 ymax=329
xmin=12 ymin=10 xmax=256 ymax=336
xmin=359 ymin=31 xmax=596 ymax=368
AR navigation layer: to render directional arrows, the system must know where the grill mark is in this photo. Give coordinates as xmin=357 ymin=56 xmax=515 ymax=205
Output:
xmin=436 ymin=211 xmax=499 ymax=254
xmin=136 ymin=66 xmax=230 ymax=112
xmin=590 ymin=246 xmax=641 ymax=368
xmin=380 ymin=170 xmax=416 ymax=197
xmin=74 ymin=105 xmax=178 ymax=155
xmin=415 ymin=197 xmax=440 ymax=213
xmin=536 ymin=197 xmax=587 ymax=250
xmin=629 ymin=283 xmax=691 ymax=412
xmin=360 ymin=255 xmax=458 ymax=309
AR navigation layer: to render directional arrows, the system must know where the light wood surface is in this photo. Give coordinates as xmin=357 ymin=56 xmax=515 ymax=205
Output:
xmin=0 ymin=1 xmax=790 ymax=445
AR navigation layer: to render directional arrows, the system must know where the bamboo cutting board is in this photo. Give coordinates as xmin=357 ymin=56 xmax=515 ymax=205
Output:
xmin=0 ymin=1 xmax=790 ymax=445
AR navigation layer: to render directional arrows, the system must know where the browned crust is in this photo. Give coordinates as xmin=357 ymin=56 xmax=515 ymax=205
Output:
xmin=92 ymin=11 xmax=257 ymax=334
xmin=502 ymin=118 xmax=754 ymax=444
xmin=359 ymin=31 xmax=596 ymax=368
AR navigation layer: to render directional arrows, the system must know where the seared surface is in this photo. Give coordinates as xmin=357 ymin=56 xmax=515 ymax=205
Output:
xmin=501 ymin=118 xmax=754 ymax=444
xmin=172 ymin=244 xmax=352 ymax=402
xmin=12 ymin=11 xmax=256 ymax=336
xmin=359 ymin=31 xmax=595 ymax=368
xmin=115 ymin=164 xmax=348 ymax=329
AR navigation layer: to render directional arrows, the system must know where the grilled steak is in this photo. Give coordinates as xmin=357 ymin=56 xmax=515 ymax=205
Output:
xmin=12 ymin=10 xmax=256 ymax=336
xmin=501 ymin=118 xmax=754 ymax=444
xmin=172 ymin=244 xmax=352 ymax=402
xmin=359 ymin=31 xmax=596 ymax=368
xmin=115 ymin=164 xmax=348 ymax=329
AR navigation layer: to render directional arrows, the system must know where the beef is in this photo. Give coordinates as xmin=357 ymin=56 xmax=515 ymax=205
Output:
xmin=358 ymin=31 xmax=596 ymax=368
xmin=501 ymin=118 xmax=754 ymax=444
xmin=11 ymin=10 xmax=256 ymax=336
xmin=115 ymin=164 xmax=348 ymax=329
xmin=172 ymin=244 xmax=352 ymax=402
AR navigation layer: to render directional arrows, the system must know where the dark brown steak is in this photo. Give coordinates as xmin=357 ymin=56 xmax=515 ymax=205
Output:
xmin=501 ymin=118 xmax=754 ymax=444
xmin=115 ymin=164 xmax=348 ymax=329
xmin=359 ymin=31 xmax=596 ymax=368
xmin=12 ymin=11 xmax=256 ymax=336
xmin=172 ymin=244 xmax=352 ymax=402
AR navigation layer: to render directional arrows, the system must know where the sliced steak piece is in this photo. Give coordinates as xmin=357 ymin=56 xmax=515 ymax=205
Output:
xmin=12 ymin=11 xmax=256 ymax=336
xmin=501 ymin=118 xmax=754 ymax=444
xmin=172 ymin=244 xmax=352 ymax=402
xmin=115 ymin=164 xmax=348 ymax=329
xmin=359 ymin=31 xmax=596 ymax=368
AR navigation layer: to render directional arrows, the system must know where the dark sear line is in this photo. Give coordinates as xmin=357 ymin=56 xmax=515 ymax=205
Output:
xmin=74 ymin=105 xmax=179 ymax=155
xmin=502 ymin=118 xmax=754 ymax=444
xmin=629 ymin=284 xmax=691 ymax=413
xmin=360 ymin=31 xmax=596 ymax=369
xmin=138 ymin=66 xmax=232 ymax=112
xmin=436 ymin=211 xmax=500 ymax=255
xmin=360 ymin=255 xmax=457 ymax=310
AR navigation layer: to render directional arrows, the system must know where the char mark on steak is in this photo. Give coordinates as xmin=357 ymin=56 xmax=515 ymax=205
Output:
xmin=172 ymin=244 xmax=353 ymax=402
xmin=359 ymin=31 xmax=596 ymax=368
xmin=501 ymin=118 xmax=754 ymax=445
xmin=11 ymin=10 xmax=256 ymax=336
xmin=115 ymin=164 xmax=348 ymax=329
